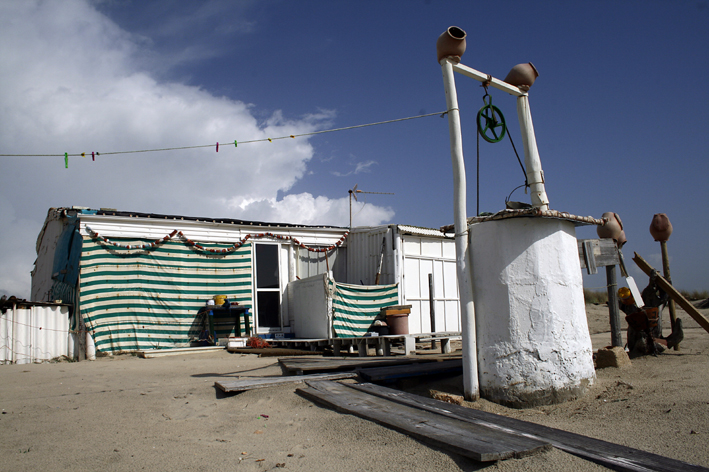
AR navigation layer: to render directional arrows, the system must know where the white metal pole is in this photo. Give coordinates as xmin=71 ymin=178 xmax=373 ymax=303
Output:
xmin=11 ymin=302 xmax=16 ymax=364
xmin=516 ymin=95 xmax=550 ymax=210
xmin=441 ymin=58 xmax=479 ymax=401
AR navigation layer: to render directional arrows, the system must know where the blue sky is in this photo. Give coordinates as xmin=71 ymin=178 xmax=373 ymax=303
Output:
xmin=1 ymin=0 xmax=708 ymax=297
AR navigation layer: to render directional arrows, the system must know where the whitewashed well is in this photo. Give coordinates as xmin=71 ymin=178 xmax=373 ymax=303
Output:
xmin=469 ymin=217 xmax=595 ymax=407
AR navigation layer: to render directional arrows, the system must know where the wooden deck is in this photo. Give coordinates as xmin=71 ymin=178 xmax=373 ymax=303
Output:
xmin=278 ymin=356 xmax=433 ymax=376
xmin=266 ymin=332 xmax=461 ymax=357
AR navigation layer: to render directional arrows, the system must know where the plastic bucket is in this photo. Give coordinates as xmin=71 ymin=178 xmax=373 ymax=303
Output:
xmin=386 ymin=314 xmax=409 ymax=335
xmin=214 ymin=295 xmax=227 ymax=306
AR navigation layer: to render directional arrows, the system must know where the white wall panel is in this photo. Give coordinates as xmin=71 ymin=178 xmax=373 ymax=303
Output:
xmin=421 ymin=239 xmax=442 ymax=258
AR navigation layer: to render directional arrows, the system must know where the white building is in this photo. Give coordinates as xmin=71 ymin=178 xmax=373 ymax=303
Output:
xmin=31 ymin=207 xmax=461 ymax=355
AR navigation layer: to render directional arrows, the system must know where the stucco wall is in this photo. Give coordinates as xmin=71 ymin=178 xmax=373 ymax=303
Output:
xmin=469 ymin=217 xmax=595 ymax=407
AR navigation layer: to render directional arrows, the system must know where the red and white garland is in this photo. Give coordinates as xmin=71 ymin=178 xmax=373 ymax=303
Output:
xmin=85 ymin=226 xmax=348 ymax=254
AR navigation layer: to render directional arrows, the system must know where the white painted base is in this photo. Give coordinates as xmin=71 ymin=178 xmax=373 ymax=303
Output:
xmin=469 ymin=217 xmax=595 ymax=407
xmin=86 ymin=331 xmax=96 ymax=361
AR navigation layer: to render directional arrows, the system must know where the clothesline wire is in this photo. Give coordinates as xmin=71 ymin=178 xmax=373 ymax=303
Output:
xmin=0 ymin=110 xmax=448 ymax=158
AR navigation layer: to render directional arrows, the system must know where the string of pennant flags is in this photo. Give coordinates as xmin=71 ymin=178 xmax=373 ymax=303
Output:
xmin=85 ymin=225 xmax=349 ymax=254
xmin=1 ymin=111 xmax=448 ymax=168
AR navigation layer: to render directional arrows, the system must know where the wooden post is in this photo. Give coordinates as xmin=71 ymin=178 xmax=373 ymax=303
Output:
xmin=429 ymin=273 xmax=437 ymax=349
xmin=660 ymin=241 xmax=679 ymax=350
xmin=606 ymin=265 xmax=623 ymax=347
xmin=441 ymin=57 xmax=479 ymax=400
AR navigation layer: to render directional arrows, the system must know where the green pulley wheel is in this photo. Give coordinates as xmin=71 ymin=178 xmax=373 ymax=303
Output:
xmin=477 ymin=103 xmax=506 ymax=143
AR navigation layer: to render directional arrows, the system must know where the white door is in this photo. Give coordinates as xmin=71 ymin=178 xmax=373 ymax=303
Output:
xmin=255 ymin=243 xmax=282 ymax=333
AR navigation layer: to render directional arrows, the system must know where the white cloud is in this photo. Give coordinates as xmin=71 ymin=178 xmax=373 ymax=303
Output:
xmin=234 ymin=193 xmax=394 ymax=227
xmin=354 ymin=160 xmax=378 ymax=174
xmin=330 ymin=159 xmax=378 ymax=177
xmin=0 ymin=0 xmax=393 ymax=297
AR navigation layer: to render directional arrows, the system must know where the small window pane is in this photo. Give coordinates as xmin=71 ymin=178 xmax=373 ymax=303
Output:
xmin=256 ymin=244 xmax=279 ymax=288
xmin=257 ymin=292 xmax=280 ymax=328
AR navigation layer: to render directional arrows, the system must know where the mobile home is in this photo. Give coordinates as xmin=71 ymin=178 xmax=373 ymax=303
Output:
xmin=31 ymin=207 xmax=461 ymax=355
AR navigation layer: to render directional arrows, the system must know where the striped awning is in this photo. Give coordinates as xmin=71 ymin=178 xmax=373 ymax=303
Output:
xmin=330 ymin=279 xmax=398 ymax=338
xmin=79 ymin=237 xmax=252 ymax=353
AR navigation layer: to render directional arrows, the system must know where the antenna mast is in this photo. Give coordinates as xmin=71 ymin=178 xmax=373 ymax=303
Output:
xmin=348 ymin=184 xmax=394 ymax=229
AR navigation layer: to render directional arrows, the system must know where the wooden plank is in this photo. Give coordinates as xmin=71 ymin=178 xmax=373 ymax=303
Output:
xmin=358 ymin=359 xmax=462 ymax=382
xmin=381 ymin=308 xmax=411 ymax=315
xmin=215 ymin=372 xmax=357 ymax=393
xmin=136 ymin=346 xmax=224 ymax=358
xmin=278 ymin=356 xmax=425 ymax=375
xmin=582 ymin=240 xmax=597 ymax=275
xmin=450 ymin=62 xmax=526 ymax=97
xmin=297 ymin=380 xmax=550 ymax=462
xmin=228 ymin=347 xmax=323 ymax=357
xmin=578 ymin=239 xmax=620 ymax=269
xmin=350 ymin=382 xmax=709 ymax=472
xmin=633 ymin=252 xmax=709 ymax=334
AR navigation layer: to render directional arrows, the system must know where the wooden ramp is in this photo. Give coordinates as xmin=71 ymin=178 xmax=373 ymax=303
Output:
xmin=278 ymin=356 xmax=429 ymax=375
xmin=215 ymin=372 xmax=358 ymax=393
xmin=297 ymin=380 xmax=550 ymax=463
xmin=349 ymin=382 xmax=709 ymax=472
xmin=358 ymin=358 xmax=462 ymax=382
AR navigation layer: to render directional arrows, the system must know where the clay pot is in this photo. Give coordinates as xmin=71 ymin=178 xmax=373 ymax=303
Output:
xmin=436 ymin=26 xmax=466 ymax=63
xmin=650 ymin=213 xmax=672 ymax=241
xmin=597 ymin=212 xmax=623 ymax=241
xmin=504 ymin=63 xmax=539 ymax=88
xmin=616 ymin=230 xmax=627 ymax=248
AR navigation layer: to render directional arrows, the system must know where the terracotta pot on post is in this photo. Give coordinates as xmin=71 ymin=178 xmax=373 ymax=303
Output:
xmin=597 ymin=212 xmax=623 ymax=241
xmin=650 ymin=213 xmax=678 ymax=347
xmin=504 ymin=63 xmax=539 ymax=89
xmin=436 ymin=26 xmax=466 ymax=63
xmin=650 ymin=213 xmax=672 ymax=242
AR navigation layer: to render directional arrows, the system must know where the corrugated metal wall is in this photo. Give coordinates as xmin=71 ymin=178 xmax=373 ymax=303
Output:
xmin=0 ymin=304 xmax=71 ymax=364
xmin=346 ymin=226 xmax=394 ymax=286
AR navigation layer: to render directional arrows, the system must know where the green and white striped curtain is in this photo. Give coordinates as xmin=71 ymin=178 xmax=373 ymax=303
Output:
xmin=330 ymin=279 xmax=398 ymax=338
xmin=79 ymin=237 xmax=252 ymax=353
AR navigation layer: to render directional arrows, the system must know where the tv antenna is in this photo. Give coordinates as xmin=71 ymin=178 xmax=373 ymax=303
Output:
xmin=348 ymin=183 xmax=394 ymax=228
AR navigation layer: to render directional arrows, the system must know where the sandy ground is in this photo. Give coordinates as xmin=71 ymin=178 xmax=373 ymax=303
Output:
xmin=1 ymin=303 xmax=708 ymax=471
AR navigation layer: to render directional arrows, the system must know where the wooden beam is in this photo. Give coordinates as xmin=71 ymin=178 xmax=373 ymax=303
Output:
xmin=350 ymin=382 xmax=709 ymax=472
xmin=136 ymin=346 xmax=224 ymax=358
xmin=450 ymin=62 xmax=526 ymax=97
xmin=633 ymin=252 xmax=709 ymax=334
xmin=357 ymin=359 xmax=462 ymax=382
xmin=215 ymin=372 xmax=357 ymax=393
xmin=297 ymin=380 xmax=550 ymax=462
